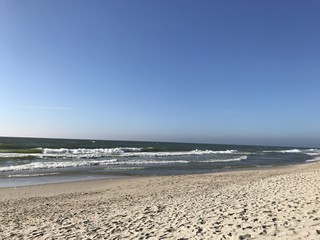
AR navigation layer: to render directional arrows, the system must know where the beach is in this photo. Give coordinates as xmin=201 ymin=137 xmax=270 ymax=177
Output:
xmin=1 ymin=162 xmax=320 ymax=239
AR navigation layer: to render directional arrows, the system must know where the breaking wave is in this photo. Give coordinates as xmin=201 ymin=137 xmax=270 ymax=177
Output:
xmin=263 ymin=149 xmax=302 ymax=153
xmin=0 ymin=148 xmax=239 ymax=159
xmin=197 ymin=156 xmax=248 ymax=163
xmin=0 ymin=154 xmax=248 ymax=172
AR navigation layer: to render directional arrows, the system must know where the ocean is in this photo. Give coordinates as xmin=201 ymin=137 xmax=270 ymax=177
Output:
xmin=0 ymin=137 xmax=319 ymax=187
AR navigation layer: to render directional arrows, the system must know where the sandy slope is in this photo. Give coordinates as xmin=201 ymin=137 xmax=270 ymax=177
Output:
xmin=1 ymin=162 xmax=320 ymax=239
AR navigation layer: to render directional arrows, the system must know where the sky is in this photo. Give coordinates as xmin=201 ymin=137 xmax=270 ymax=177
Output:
xmin=0 ymin=1 xmax=320 ymax=147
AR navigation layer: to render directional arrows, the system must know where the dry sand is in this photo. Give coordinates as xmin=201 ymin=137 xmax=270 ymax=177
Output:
xmin=1 ymin=162 xmax=320 ymax=239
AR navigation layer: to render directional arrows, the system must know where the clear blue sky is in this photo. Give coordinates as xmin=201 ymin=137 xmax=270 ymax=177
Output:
xmin=1 ymin=1 xmax=319 ymax=147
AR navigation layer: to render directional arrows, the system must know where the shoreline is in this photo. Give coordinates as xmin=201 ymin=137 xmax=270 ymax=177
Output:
xmin=0 ymin=162 xmax=313 ymax=199
xmin=1 ymin=161 xmax=320 ymax=239
xmin=0 ymin=173 xmax=132 ymax=189
xmin=0 ymin=160 xmax=312 ymax=190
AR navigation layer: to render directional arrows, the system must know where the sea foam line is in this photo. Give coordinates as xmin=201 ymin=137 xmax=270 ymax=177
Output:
xmin=0 ymin=148 xmax=239 ymax=159
xmin=263 ymin=149 xmax=302 ymax=153
xmin=197 ymin=155 xmax=248 ymax=163
xmin=42 ymin=147 xmax=143 ymax=155
xmin=263 ymin=149 xmax=320 ymax=157
xmin=306 ymin=157 xmax=320 ymax=162
xmin=0 ymin=154 xmax=247 ymax=172
xmin=7 ymin=172 xmax=60 ymax=178
xmin=0 ymin=159 xmax=190 ymax=172
xmin=0 ymin=159 xmax=117 ymax=172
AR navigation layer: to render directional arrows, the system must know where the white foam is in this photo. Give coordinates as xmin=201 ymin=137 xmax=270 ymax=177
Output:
xmin=0 ymin=148 xmax=239 ymax=159
xmin=304 ymin=153 xmax=320 ymax=156
xmin=302 ymin=149 xmax=320 ymax=156
xmin=306 ymin=157 xmax=320 ymax=162
xmin=0 ymin=148 xmax=243 ymax=172
xmin=106 ymin=160 xmax=189 ymax=165
xmin=0 ymin=153 xmax=40 ymax=158
xmin=192 ymin=149 xmax=238 ymax=154
xmin=281 ymin=149 xmax=302 ymax=153
xmin=7 ymin=173 xmax=59 ymax=178
xmin=121 ymin=149 xmax=238 ymax=158
xmin=42 ymin=148 xmax=237 ymax=157
xmin=0 ymin=158 xmax=192 ymax=172
xmin=197 ymin=155 xmax=248 ymax=163
xmin=43 ymin=147 xmax=142 ymax=155
xmin=263 ymin=149 xmax=302 ymax=154
xmin=0 ymin=159 xmax=118 ymax=172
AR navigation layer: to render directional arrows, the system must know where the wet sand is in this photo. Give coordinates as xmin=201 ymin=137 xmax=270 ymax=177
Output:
xmin=1 ymin=162 xmax=320 ymax=239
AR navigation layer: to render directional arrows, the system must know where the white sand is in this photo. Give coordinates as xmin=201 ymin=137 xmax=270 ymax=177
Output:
xmin=1 ymin=162 xmax=320 ymax=239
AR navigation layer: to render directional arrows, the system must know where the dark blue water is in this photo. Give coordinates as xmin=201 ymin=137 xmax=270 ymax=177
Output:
xmin=0 ymin=137 xmax=319 ymax=187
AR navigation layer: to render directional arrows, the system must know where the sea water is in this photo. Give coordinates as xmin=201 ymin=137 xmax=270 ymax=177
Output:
xmin=0 ymin=137 xmax=319 ymax=187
